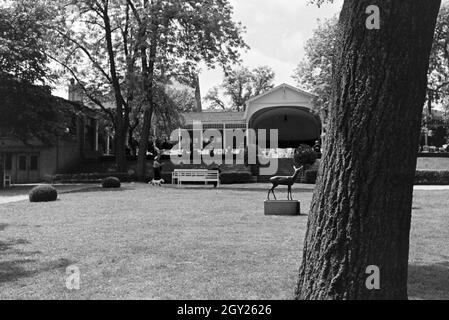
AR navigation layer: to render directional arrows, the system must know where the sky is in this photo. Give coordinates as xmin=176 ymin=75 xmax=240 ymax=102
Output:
xmin=198 ymin=0 xmax=343 ymax=106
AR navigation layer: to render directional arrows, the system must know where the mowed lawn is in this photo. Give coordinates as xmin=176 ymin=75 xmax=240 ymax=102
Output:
xmin=416 ymin=157 xmax=449 ymax=170
xmin=0 ymin=184 xmax=448 ymax=300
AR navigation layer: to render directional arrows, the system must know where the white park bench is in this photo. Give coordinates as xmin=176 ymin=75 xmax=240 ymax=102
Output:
xmin=172 ymin=169 xmax=220 ymax=188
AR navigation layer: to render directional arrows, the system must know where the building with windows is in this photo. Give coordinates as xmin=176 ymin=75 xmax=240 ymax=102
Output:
xmin=0 ymin=91 xmax=101 ymax=187
xmin=179 ymin=83 xmax=322 ymax=152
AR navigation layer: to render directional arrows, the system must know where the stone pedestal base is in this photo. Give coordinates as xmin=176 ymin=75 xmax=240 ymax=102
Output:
xmin=264 ymin=200 xmax=301 ymax=216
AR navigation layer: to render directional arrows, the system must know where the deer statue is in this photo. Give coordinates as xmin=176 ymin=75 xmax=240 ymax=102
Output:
xmin=267 ymin=166 xmax=304 ymax=201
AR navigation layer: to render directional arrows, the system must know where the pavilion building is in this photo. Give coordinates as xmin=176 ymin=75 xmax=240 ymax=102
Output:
xmin=179 ymin=83 xmax=322 ymax=153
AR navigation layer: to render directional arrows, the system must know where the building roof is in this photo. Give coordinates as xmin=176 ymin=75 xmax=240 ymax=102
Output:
xmin=245 ymin=83 xmax=316 ymax=105
xmin=181 ymin=111 xmax=246 ymax=125
xmin=180 ymin=84 xmax=315 ymax=127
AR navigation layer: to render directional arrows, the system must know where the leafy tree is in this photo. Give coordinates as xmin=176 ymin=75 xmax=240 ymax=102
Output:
xmin=204 ymin=86 xmax=227 ymax=110
xmin=297 ymin=5 xmax=449 ymax=126
xmin=293 ymin=17 xmax=338 ymax=124
xmin=49 ymin=0 xmax=246 ymax=179
xmin=296 ymin=0 xmax=441 ymax=300
xmin=50 ymin=0 xmax=140 ymax=172
xmin=127 ymin=82 xmax=196 ymax=155
xmin=164 ymin=84 xmax=197 ymax=113
xmin=0 ymin=74 xmax=74 ymax=145
xmin=205 ymin=66 xmax=275 ymax=111
xmin=0 ymin=0 xmax=53 ymax=84
xmin=251 ymin=66 xmax=276 ymax=96
xmin=294 ymin=144 xmax=317 ymax=170
xmin=426 ymin=3 xmax=449 ymax=116
xmin=0 ymin=1 xmax=71 ymax=144
xmin=125 ymin=0 xmax=248 ymax=180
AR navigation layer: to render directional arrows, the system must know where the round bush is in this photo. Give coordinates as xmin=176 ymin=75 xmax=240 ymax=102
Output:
xmin=29 ymin=185 xmax=58 ymax=203
xmin=102 ymin=177 xmax=121 ymax=189
xmin=294 ymin=144 xmax=318 ymax=169
xmin=304 ymin=170 xmax=319 ymax=184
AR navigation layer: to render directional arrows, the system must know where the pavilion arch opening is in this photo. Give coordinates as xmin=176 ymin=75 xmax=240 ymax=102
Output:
xmin=249 ymin=106 xmax=322 ymax=148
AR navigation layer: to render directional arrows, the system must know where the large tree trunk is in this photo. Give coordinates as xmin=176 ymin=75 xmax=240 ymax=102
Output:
xmin=136 ymin=4 xmax=158 ymax=182
xmin=115 ymin=117 xmax=127 ymax=172
xmin=102 ymin=8 xmax=128 ymax=173
xmin=137 ymin=107 xmax=153 ymax=181
xmin=296 ymin=0 xmax=440 ymax=300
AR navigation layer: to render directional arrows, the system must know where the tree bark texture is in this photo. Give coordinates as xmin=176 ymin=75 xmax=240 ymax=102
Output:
xmin=296 ymin=0 xmax=441 ymax=300
xmin=136 ymin=1 xmax=158 ymax=182
xmin=103 ymin=8 xmax=128 ymax=172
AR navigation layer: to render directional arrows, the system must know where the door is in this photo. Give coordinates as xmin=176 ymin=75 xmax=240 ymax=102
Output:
xmin=16 ymin=153 xmax=40 ymax=183
xmin=29 ymin=154 xmax=40 ymax=182
xmin=16 ymin=154 xmax=28 ymax=183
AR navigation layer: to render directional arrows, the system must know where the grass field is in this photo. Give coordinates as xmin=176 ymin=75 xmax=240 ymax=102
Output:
xmin=417 ymin=157 xmax=449 ymax=170
xmin=0 ymin=184 xmax=448 ymax=300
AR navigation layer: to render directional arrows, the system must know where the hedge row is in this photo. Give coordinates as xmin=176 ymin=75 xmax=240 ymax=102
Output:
xmin=415 ymin=170 xmax=449 ymax=185
xmin=301 ymin=169 xmax=449 ymax=185
xmin=302 ymin=170 xmax=318 ymax=184
xmin=417 ymin=153 xmax=449 ymax=158
xmin=220 ymin=172 xmax=253 ymax=184
xmin=47 ymin=172 xmax=129 ymax=183
xmin=45 ymin=169 xmax=449 ymax=185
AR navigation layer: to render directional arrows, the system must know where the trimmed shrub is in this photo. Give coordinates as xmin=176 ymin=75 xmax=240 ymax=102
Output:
xmin=220 ymin=172 xmax=252 ymax=184
xmin=298 ymin=170 xmax=449 ymax=185
xmin=294 ymin=144 xmax=318 ymax=169
xmin=415 ymin=170 xmax=449 ymax=185
xmin=102 ymin=177 xmax=121 ymax=189
xmin=29 ymin=185 xmax=58 ymax=203
xmin=51 ymin=172 xmax=129 ymax=183
xmin=303 ymin=170 xmax=318 ymax=184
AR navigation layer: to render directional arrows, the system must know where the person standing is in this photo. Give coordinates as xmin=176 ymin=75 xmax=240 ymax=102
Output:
xmin=152 ymin=141 xmax=163 ymax=181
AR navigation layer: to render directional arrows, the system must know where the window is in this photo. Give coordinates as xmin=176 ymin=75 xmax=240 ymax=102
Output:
xmin=18 ymin=156 xmax=27 ymax=171
xmin=30 ymin=156 xmax=38 ymax=171
xmin=5 ymin=154 xmax=12 ymax=171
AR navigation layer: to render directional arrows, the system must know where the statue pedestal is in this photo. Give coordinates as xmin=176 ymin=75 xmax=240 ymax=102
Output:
xmin=264 ymin=200 xmax=301 ymax=216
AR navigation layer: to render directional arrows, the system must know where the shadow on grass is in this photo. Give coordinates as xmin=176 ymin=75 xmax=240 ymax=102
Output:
xmin=0 ymin=260 xmax=39 ymax=283
xmin=65 ymin=186 xmax=135 ymax=194
xmin=0 ymin=238 xmax=30 ymax=251
xmin=0 ymin=238 xmax=40 ymax=256
xmin=167 ymin=186 xmax=315 ymax=193
xmin=0 ymin=257 xmax=75 ymax=284
xmin=0 ymin=223 xmax=9 ymax=232
xmin=409 ymin=262 xmax=449 ymax=300
xmin=0 ymin=239 xmax=36 ymax=284
xmin=0 ymin=237 xmax=74 ymax=285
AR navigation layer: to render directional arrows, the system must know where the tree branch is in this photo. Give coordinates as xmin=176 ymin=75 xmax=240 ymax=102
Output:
xmin=47 ymin=54 xmax=116 ymax=125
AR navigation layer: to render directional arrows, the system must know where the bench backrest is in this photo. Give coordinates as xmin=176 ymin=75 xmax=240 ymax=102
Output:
xmin=174 ymin=169 xmax=219 ymax=180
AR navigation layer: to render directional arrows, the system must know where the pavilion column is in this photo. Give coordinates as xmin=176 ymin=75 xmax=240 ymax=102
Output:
xmin=223 ymin=123 xmax=226 ymax=151
xmin=246 ymin=122 xmax=250 ymax=147
xmin=0 ymin=154 xmax=4 ymax=189
xmin=95 ymin=120 xmax=99 ymax=152
xmin=106 ymin=134 xmax=110 ymax=155
xmin=178 ymin=128 xmax=182 ymax=152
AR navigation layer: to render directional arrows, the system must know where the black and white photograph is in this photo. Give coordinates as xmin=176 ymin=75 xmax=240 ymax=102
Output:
xmin=1 ymin=0 xmax=449 ymax=306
